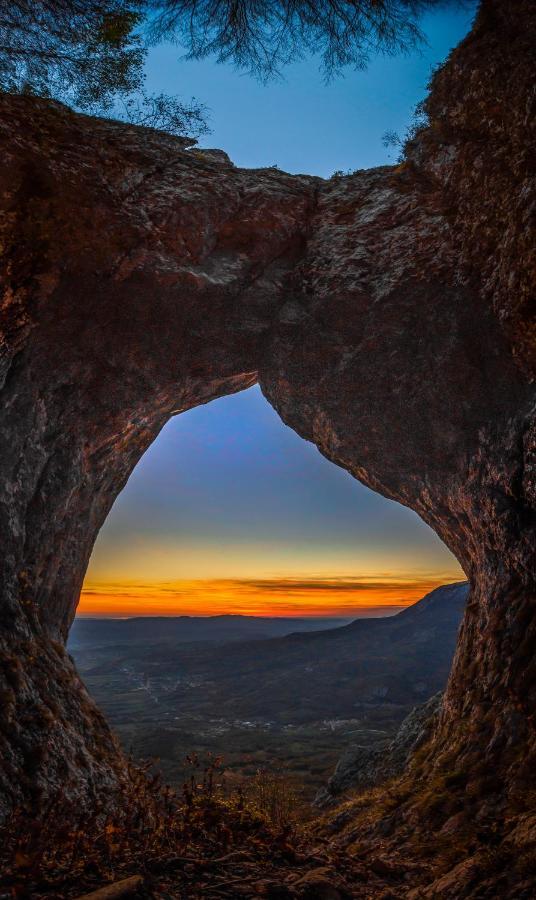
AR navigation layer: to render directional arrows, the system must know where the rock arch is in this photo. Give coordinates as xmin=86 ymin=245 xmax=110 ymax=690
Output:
xmin=0 ymin=0 xmax=534 ymax=848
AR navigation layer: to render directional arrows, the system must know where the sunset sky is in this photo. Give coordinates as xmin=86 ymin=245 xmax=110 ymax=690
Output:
xmin=80 ymin=5 xmax=473 ymax=618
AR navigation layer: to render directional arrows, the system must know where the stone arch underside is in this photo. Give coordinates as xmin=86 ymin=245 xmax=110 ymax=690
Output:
xmin=0 ymin=0 xmax=534 ymax=857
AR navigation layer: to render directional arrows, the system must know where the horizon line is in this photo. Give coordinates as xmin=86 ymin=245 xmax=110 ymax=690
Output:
xmin=77 ymin=573 xmax=465 ymax=618
xmin=74 ymin=606 xmax=406 ymax=621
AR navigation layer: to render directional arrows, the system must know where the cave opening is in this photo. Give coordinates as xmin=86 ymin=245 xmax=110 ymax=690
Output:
xmin=80 ymin=384 xmax=461 ymax=618
xmin=69 ymin=384 xmax=465 ymax=802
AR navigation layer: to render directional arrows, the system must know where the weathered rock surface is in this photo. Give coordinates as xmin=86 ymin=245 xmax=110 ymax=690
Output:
xmin=0 ymin=0 xmax=534 ymax=890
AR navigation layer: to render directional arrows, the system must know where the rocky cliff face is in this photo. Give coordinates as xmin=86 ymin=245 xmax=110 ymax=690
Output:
xmin=0 ymin=0 xmax=534 ymax=890
xmin=316 ymin=692 xmax=444 ymax=808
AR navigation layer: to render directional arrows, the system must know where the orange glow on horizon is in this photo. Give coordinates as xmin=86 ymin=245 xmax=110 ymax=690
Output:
xmin=78 ymin=573 xmax=463 ymax=618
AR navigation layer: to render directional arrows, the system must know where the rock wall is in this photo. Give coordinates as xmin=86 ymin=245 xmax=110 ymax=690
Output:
xmin=0 ymin=99 xmax=318 ymax=815
xmin=0 ymin=0 xmax=534 ymax=855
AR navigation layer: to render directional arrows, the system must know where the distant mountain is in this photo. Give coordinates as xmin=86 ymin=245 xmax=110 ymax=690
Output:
xmin=313 ymin=584 xmax=470 ymax=804
xmin=149 ymin=581 xmax=468 ymax=724
xmin=73 ymin=582 xmax=468 ymax=725
xmin=68 ymin=614 xmax=352 ymax=649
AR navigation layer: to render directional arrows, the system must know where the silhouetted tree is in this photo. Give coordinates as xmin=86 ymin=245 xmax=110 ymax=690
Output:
xmin=0 ymin=1 xmax=143 ymax=107
xmin=0 ymin=0 xmax=208 ymax=135
xmin=0 ymin=1 xmax=470 ymax=132
xmin=146 ymin=0 xmax=470 ymax=78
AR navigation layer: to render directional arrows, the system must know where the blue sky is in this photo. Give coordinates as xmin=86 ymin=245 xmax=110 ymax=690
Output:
xmin=144 ymin=4 xmax=476 ymax=175
xmin=82 ymin=4 xmax=474 ymax=616
xmin=87 ymin=385 xmax=459 ymax=579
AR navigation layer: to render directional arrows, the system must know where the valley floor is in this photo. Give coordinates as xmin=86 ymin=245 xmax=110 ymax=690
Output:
xmin=70 ymin=586 xmax=466 ymax=803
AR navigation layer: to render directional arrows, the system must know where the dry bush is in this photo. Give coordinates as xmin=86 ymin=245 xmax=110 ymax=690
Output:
xmin=0 ymin=753 xmax=308 ymax=898
xmin=242 ymin=769 xmax=305 ymax=830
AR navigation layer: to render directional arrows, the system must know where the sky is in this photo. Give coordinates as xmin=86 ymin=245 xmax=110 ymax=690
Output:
xmin=79 ymin=4 xmax=475 ymax=619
